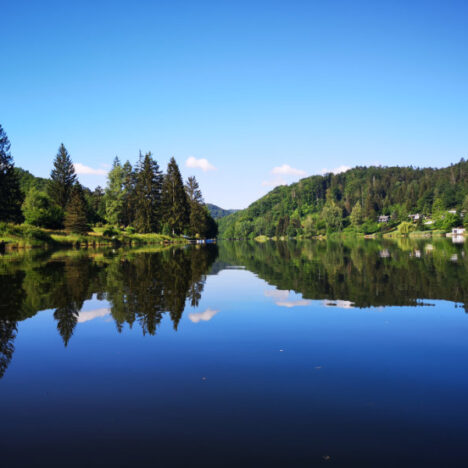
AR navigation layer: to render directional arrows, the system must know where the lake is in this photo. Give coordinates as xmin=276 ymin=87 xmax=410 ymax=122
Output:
xmin=1 ymin=239 xmax=468 ymax=467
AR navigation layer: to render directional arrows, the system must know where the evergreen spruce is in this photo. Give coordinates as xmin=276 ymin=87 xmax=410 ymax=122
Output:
xmin=185 ymin=176 xmax=206 ymax=236
xmin=0 ymin=124 xmax=23 ymax=222
xmin=121 ymin=160 xmax=136 ymax=226
xmin=104 ymin=157 xmax=125 ymax=225
xmin=64 ymin=184 xmax=89 ymax=234
xmin=161 ymin=157 xmax=189 ymax=235
xmin=133 ymin=152 xmax=163 ymax=233
xmin=49 ymin=144 xmax=77 ymax=210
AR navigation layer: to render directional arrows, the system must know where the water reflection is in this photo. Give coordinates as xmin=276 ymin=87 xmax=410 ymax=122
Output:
xmin=0 ymin=245 xmax=218 ymax=377
xmin=217 ymin=238 xmax=468 ymax=309
xmin=1 ymin=238 xmax=468 ymax=380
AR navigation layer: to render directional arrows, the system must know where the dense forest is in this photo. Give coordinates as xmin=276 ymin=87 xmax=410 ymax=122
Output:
xmin=219 ymin=161 xmax=468 ymax=238
xmin=0 ymin=123 xmax=217 ymax=238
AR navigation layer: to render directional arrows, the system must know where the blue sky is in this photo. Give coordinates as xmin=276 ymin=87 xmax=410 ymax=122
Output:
xmin=2 ymin=0 xmax=468 ymax=208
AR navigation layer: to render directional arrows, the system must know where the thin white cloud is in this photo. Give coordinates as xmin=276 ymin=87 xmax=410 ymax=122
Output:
xmin=188 ymin=308 xmax=219 ymax=323
xmin=186 ymin=156 xmax=216 ymax=172
xmin=320 ymin=165 xmax=351 ymax=175
xmin=264 ymin=289 xmax=311 ymax=308
xmin=78 ymin=308 xmax=110 ymax=323
xmin=271 ymin=164 xmax=306 ymax=176
xmin=74 ymin=163 xmax=108 ymax=176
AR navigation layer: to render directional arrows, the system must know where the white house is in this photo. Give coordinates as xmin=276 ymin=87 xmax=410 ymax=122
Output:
xmin=378 ymin=215 xmax=390 ymax=223
xmin=452 ymin=227 xmax=465 ymax=236
xmin=408 ymin=213 xmax=421 ymax=222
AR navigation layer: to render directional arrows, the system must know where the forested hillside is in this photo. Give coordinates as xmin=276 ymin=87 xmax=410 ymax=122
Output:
xmin=219 ymin=161 xmax=468 ymax=238
xmin=206 ymin=203 xmax=238 ymax=219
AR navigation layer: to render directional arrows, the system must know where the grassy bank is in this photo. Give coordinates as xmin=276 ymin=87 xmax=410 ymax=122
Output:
xmin=0 ymin=223 xmax=188 ymax=250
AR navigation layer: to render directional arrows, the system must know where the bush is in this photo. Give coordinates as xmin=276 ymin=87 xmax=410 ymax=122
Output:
xmin=125 ymin=226 xmax=136 ymax=234
xmin=22 ymin=188 xmax=63 ymax=229
xmin=397 ymin=221 xmax=416 ymax=235
xmin=102 ymin=226 xmax=119 ymax=237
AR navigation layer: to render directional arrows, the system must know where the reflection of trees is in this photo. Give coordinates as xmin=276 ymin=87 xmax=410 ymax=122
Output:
xmin=0 ymin=319 xmax=17 ymax=379
xmin=218 ymin=239 xmax=468 ymax=308
xmin=0 ymin=270 xmax=25 ymax=378
xmin=0 ymin=245 xmax=219 ymax=378
xmin=106 ymin=245 xmax=218 ymax=335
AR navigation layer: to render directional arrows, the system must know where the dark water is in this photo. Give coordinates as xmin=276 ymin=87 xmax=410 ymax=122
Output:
xmin=1 ymin=239 xmax=468 ymax=467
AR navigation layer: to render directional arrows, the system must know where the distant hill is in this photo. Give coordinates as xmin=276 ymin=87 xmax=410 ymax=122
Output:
xmin=14 ymin=167 xmax=49 ymax=194
xmin=206 ymin=203 xmax=238 ymax=219
xmin=218 ymin=160 xmax=468 ymax=238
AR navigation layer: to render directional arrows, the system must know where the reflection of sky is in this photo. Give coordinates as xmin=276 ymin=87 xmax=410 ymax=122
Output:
xmin=264 ymin=289 xmax=311 ymax=308
xmin=7 ymin=266 xmax=468 ymax=467
xmin=188 ymin=309 xmax=219 ymax=323
xmin=78 ymin=308 xmax=110 ymax=323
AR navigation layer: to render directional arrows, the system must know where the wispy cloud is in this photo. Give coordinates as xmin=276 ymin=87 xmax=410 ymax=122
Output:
xmin=78 ymin=308 xmax=110 ymax=323
xmin=188 ymin=308 xmax=219 ymax=323
xmin=320 ymin=165 xmax=351 ymax=175
xmin=264 ymin=289 xmax=311 ymax=308
xmin=186 ymin=156 xmax=216 ymax=172
xmin=262 ymin=164 xmax=306 ymax=188
xmin=74 ymin=163 xmax=108 ymax=176
xmin=271 ymin=164 xmax=306 ymax=176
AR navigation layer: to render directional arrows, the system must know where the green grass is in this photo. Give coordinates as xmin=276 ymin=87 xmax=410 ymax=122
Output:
xmin=0 ymin=223 xmax=188 ymax=250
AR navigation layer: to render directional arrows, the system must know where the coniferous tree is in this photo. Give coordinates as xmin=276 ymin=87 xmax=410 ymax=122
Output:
xmin=161 ymin=157 xmax=189 ymax=235
xmin=133 ymin=152 xmax=163 ymax=233
xmin=104 ymin=157 xmax=125 ymax=225
xmin=49 ymin=143 xmax=77 ymax=210
xmin=64 ymin=184 xmax=89 ymax=233
xmin=0 ymin=124 xmax=23 ymax=222
xmin=185 ymin=176 xmax=206 ymax=236
xmin=121 ymin=160 xmax=136 ymax=226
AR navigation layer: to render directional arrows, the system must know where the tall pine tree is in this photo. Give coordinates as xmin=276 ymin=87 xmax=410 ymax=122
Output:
xmin=185 ymin=176 xmax=207 ymax=237
xmin=64 ymin=184 xmax=89 ymax=234
xmin=0 ymin=124 xmax=23 ymax=222
xmin=161 ymin=157 xmax=189 ymax=235
xmin=49 ymin=144 xmax=77 ymax=210
xmin=104 ymin=157 xmax=125 ymax=225
xmin=133 ymin=152 xmax=163 ymax=233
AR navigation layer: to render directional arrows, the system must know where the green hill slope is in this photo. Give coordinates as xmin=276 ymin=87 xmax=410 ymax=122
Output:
xmin=206 ymin=203 xmax=238 ymax=219
xmin=218 ymin=160 xmax=468 ymax=238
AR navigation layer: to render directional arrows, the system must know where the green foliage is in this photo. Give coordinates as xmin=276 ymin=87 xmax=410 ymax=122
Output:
xmin=434 ymin=212 xmax=462 ymax=231
xmin=133 ymin=152 xmax=163 ymax=233
xmin=48 ymin=144 xmax=77 ymax=210
xmin=104 ymin=157 xmax=125 ymax=225
xmin=219 ymin=160 xmax=468 ymax=238
xmin=0 ymin=124 xmax=23 ymax=223
xmin=102 ymin=226 xmax=120 ymax=237
xmin=64 ymin=185 xmax=89 ymax=234
xmin=14 ymin=167 xmax=49 ymax=194
xmin=397 ymin=221 xmax=416 ymax=235
xmin=205 ymin=203 xmax=238 ymax=219
xmin=161 ymin=157 xmax=190 ymax=235
xmin=22 ymin=188 xmax=63 ymax=228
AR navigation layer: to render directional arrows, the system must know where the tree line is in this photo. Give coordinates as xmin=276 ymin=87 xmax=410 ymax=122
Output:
xmin=219 ymin=160 xmax=468 ymax=238
xmin=0 ymin=124 xmax=217 ymax=237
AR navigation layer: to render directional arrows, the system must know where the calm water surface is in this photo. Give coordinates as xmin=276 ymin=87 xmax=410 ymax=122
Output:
xmin=1 ymin=239 xmax=468 ymax=467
